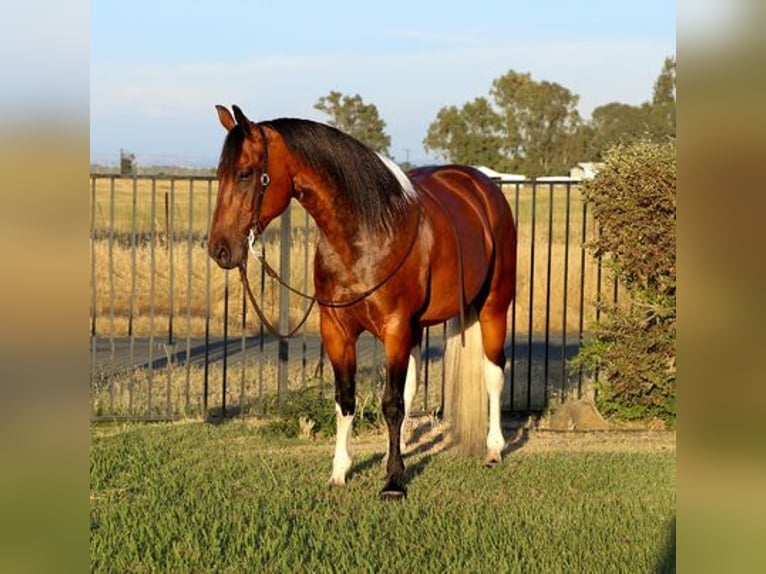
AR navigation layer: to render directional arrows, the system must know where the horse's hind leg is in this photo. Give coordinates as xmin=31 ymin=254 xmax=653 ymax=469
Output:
xmin=479 ymin=305 xmax=510 ymax=466
xmin=380 ymin=325 xmax=417 ymax=499
xmin=383 ymin=343 xmax=420 ymax=468
xmin=401 ymin=345 xmax=420 ymax=453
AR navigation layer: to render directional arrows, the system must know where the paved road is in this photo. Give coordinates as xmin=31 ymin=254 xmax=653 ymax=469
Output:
xmin=91 ymin=330 xmax=582 ymax=384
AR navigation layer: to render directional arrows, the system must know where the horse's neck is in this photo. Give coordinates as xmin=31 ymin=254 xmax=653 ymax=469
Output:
xmin=292 ymin=174 xmax=365 ymax=264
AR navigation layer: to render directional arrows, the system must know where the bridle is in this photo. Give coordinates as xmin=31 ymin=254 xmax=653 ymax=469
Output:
xmin=237 ymin=121 xmax=423 ymax=339
xmin=247 ymin=122 xmax=271 ymax=241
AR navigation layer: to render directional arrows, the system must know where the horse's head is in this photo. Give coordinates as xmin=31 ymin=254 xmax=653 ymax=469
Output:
xmin=208 ymin=105 xmax=292 ymax=269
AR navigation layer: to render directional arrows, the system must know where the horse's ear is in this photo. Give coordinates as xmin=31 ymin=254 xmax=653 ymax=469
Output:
xmin=232 ymin=105 xmax=252 ymax=136
xmin=216 ymin=105 xmax=235 ymax=131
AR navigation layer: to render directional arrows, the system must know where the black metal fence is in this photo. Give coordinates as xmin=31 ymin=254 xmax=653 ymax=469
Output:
xmin=89 ymin=174 xmax=617 ymax=421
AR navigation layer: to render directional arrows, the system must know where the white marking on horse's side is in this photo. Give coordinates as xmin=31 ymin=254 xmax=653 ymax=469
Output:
xmin=483 ymin=354 xmax=505 ymax=463
xmin=376 ymin=153 xmax=417 ymax=200
xmin=329 ymin=403 xmax=354 ymax=485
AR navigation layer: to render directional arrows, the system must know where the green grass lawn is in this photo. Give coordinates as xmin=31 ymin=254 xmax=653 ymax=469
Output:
xmin=90 ymin=422 xmax=675 ymax=573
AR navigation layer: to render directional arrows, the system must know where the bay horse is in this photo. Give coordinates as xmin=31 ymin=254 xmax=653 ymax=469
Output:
xmin=208 ymin=105 xmax=516 ymax=499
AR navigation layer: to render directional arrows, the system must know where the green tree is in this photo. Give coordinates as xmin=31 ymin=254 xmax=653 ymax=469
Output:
xmin=490 ymin=71 xmax=583 ymax=176
xmin=424 ymin=70 xmax=583 ymax=177
xmin=583 ymin=56 xmax=676 ymax=158
xmin=648 ymin=56 xmax=676 ymax=141
xmin=423 ymin=97 xmax=505 ymax=168
xmin=584 ymin=102 xmax=651 ymax=159
xmin=314 ymin=91 xmax=391 ymax=155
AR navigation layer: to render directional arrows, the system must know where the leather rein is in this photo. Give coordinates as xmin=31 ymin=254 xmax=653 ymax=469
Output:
xmin=237 ymin=122 xmax=423 ymax=340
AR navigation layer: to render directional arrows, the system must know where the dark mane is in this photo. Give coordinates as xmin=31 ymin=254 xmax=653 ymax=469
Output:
xmin=274 ymin=119 xmax=416 ymax=231
xmin=217 ymin=124 xmax=247 ymax=180
xmin=218 ymin=117 xmax=414 ymax=231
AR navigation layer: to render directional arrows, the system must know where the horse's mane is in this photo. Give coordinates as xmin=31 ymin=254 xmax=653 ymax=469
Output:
xmin=218 ymin=118 xmax=415 ymax=232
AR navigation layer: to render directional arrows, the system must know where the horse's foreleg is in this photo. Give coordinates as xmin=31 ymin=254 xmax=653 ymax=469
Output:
xmin=378 ymin=332 xmax=414 ymax=499
xmin=322 ymin=314 xmax=358 ymax=486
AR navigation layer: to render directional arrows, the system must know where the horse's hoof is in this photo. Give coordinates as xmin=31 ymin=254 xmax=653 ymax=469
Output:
xmin=327 ymin=476 xmax=346 ymax=487
xmin=379 ymin=480 xmax=407 ymax=501
xmin=379 ymin=489 xmax=407 ymax=501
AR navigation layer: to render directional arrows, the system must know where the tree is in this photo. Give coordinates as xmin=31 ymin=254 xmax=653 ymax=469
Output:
xmin=648 ymin=56 xmax=676 ymax=141
xmin=424 ymin=70 xmax=583 ymax=177
xmin=120 ymin=149 xmax=136 ymax=175
xmin=584 ymin=102 xmax=651 ymax=159
xmin=490 ymin=71 xmax=584 ymax=176
xmin=584 ymin=56 xmax=676 ymax=158
xmin=314 ymin=91 xmax=391 ymax=155
xmin=423 ymin=97 xmax=505 ymax=168
xmin=424 ymin=58 xmax=675 ymax=173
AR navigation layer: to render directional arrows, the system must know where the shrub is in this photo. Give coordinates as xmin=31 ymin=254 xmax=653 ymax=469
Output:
xmin=260 ymin=386 xmax=385 ymax=438
xmin=575 ymin=140 xmax=676 ymax=425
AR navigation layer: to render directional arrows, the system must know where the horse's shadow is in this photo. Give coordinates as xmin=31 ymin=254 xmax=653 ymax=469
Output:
xmin=347 ymin=418 xmax=533 ymax=487
xmin=501 ymin=423 xmax=532 ymax=457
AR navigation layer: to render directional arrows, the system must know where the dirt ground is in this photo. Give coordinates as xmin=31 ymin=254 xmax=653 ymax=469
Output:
xmin=395 ymin=415 xmax=676 ymax=458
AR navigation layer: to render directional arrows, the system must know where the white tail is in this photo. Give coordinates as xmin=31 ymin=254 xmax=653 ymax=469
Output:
xmin=443 ymin=307 xmax=487 ymax=455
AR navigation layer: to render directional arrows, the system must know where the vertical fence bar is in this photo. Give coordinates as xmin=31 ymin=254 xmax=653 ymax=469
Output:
xmin=577 ymin=199 xmax=588 ymax=396
xmin=258 ymin=240 xmax=266 ymax=414
xmin=301 ymin=208 xmax=310 ymax=387
xmin=596 ymin=227 xmax=603 ymax=324
xmin=90 ymin=177 xmax=97 ymax=406
xmin=526 ymin=182 xmax=536 ymax=411
xmin=318 ymin=342 xmax=326 ymax=398
xmin=510 ymin=183 xmax=520 ymax=410
xmin=108 ymin=177 xmax=116 ymax=414
xmin=185 ymin=180 xmax=194 ymax=412
xmin=129 ymin=177 xmax=138 ymax=414
xmin=440 ymin=322 xmax=447 ymax=415
xmin=222 ymin=270 xmax=229 ymax=417
xmin=561 ymin=183 xmax=572 ymax=400
xmin=422 ymin=326 xmax=430 ymax=412
xmin=240 ymin=275 xmax=247 ymax=416
xmin=148 ymin=179 xmax=156 ymax=415
xmin=204 ymin=180 xmax=211 ymax=417
xmin=543 ymin=183 xmax=554 ymax=405
xmin=372 ymin=337 xmax=380 ymax=395
xmin=277 ymin=208 xmax=291 ymax=405
xmin=166 ymin=180 xmax=175 ymax=415
xmin=594 ymin=224 xmax=604 ymax=387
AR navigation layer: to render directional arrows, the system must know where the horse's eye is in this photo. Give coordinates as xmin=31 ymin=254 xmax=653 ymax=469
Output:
xmin=237 ymin=168 xmax=253 ymax=182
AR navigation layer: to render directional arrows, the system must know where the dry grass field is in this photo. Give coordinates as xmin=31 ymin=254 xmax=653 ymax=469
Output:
xmin=90 ymin=177 xmax=623 ymax=339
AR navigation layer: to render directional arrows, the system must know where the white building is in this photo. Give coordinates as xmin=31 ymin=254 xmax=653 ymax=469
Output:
xmin=473 ymin=165 xmax=526 ymax=182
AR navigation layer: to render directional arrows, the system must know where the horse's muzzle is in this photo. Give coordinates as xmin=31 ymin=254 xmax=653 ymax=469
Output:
xmin=209 ymin=240 xmax=239 ymax=269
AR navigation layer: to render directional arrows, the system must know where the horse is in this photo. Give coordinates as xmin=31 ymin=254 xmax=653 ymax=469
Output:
xmin=208 ymin=105 xmax=517 ymax=499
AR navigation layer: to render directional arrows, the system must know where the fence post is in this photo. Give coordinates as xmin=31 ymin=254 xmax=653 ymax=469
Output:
xmin=278 ymin=208 xmax=291 ymax=405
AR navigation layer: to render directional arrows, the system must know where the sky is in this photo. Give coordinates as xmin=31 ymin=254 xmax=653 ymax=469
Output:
xmin=90 ymin=0 xmax=676 ymax=167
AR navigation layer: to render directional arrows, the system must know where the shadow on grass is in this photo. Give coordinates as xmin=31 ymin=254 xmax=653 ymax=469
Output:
xmin=346 ymin=452 xmax=385 ymax=483
xmin=502 ymin=424 xmax=532 ymax=457
xmin=655 ymin=515 xmax=676 ymax=573
xmin=204 ymin=404 xmax=246 ymax=424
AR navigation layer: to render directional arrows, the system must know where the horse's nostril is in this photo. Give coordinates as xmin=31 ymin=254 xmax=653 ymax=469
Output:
xmin=216 ymin=245 xmax=230 ymax=265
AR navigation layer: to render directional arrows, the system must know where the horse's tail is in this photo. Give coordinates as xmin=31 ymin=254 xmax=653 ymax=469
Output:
xmin=443 ymin=306 xmax=487 ymax=455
